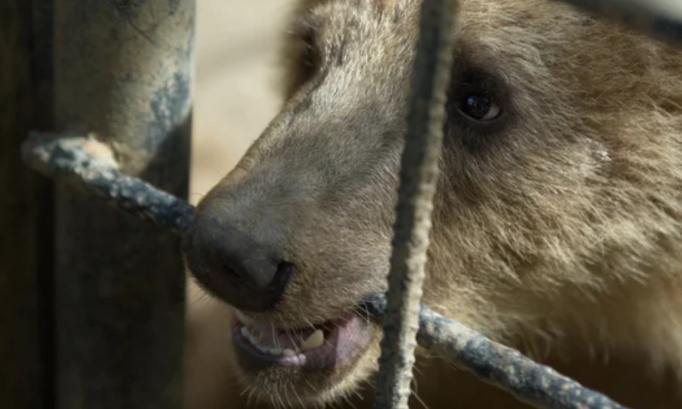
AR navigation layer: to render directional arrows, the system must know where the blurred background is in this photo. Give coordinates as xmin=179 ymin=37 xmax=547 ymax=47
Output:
xmin=190 ymin=0 xmax=291 ymax=200
xmin=185 ymin=1 xmax=293 ymax=407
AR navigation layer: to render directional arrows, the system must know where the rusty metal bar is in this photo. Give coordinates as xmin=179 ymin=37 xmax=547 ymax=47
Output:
xmin=22 ymin=133 xmax=194 ymax=235
xmin=49 ymin=1 xmax=195 ymax=408
xmin=20 ymin=135 xmax=189 ymax=231
xmin=365 ymin=295 xmax=631 ymax=409
xmin=372 ymin=0 xmax=459 ymax=408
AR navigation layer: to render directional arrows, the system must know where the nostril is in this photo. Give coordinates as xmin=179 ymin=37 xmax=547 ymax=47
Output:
xmin=224 ymin=264 xmax=247 ymax=284
xmin=270 ymin=261 xmax=295 ymax=290
xmin=217 ymin=259 xmax=294 ymax=312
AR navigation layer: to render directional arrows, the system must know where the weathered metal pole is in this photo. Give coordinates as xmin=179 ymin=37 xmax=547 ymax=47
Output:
xmin=373 ymin=0 xmax=458 ymax=408
xmin=52 ymin=1 xmax=194 ymax=408
xmin=1 ymin=2 xmax=54 ymax=408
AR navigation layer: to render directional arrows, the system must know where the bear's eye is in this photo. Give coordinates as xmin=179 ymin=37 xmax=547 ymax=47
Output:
xmin=459 ymin=93 xmax=501 ymax=122
xmin=446 ymin=68 xmax=509 ymax=135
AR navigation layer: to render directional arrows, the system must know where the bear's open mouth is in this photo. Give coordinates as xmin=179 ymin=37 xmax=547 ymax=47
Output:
xmin=231 ymin=309 xmax=373 ymax=369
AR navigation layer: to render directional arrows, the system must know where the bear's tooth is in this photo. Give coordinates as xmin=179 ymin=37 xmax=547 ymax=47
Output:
xmin=234 ymin=309 xmax=259 ymax=327
xmin=301 ymin=329 xmax=324 ymax=351
xmin=247 ymin=332 xmax=261 ymax=347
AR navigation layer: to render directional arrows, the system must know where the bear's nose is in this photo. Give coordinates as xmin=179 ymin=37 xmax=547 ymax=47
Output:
xmin=182 ymin=215 xmax=294 ymax=312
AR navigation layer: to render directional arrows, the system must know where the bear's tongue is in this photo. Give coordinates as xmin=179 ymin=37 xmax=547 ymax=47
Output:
xmin=235 ymin=312 xmax=326 ymax=355
xmin=232 ymin=310 xmax=372 ymax=368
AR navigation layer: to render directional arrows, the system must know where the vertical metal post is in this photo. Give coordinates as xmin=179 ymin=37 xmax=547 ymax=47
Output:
xmin=1 ymin=2 xmax=55 ymax=408
xmin=373 ymin=0 xmax=458 ymax=408
xmin=52 ymin=1 xmax=194 ymax=408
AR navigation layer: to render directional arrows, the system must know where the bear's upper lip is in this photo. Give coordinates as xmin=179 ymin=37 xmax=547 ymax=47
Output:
xmin=230 ymin=309 xmax=373 ymax=369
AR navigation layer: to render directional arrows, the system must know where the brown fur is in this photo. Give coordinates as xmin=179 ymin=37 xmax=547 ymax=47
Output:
xmin=184 ymin=0 xmax=682 ymax=407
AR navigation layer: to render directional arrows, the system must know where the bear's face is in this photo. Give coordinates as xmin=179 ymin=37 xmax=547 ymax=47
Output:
xmin=183 ymin=0 xmax=682 ymax=406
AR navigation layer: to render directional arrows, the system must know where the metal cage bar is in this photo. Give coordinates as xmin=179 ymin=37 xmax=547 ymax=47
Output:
xmin=13 ymin=0 xmax=682 ymax=408
xmin=50 ymin=1 xmax=194 ymax=408
xmin=372 ymin=0 xmax=458 ymax=408
xmin=1 ymin=2 xmax=55 ymax=408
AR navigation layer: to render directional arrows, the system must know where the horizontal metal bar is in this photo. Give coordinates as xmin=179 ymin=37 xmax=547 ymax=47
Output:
xmin=21 ymin=133 xmax=194 ymax=234
xmin=554 ymin=0 xmax=682 ymax=45
xmin=364 ymin=294 xmax=631 ymax=409
xmin=21 ymin=133 xmax=632 ymax=409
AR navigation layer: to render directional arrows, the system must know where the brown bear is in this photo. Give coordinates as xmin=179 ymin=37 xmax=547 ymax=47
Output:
xmin=182 ymin=0 xmax=682 ymax=408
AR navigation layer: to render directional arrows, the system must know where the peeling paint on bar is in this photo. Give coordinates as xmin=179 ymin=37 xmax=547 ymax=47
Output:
xmin=22 ymin=133 xmax=194 ymax=234
xmin=364 ymin=294 xmax=632 ymax=409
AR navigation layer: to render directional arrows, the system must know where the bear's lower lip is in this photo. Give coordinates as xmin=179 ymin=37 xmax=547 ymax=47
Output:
xmin=230 ymin=311 xmax=372 ymax=369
